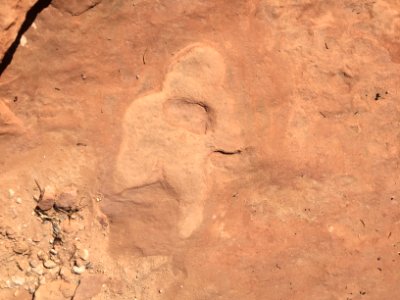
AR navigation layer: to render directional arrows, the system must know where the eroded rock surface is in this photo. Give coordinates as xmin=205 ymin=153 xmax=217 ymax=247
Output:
xmin=51 ymin=0 xmax=102 ymax=16
xmin=0 ymin=0 xmax=400 ymax=299
xmin=105 ymin=44 xmax=244 ymax=244
xmin=0 ymin=0 xmax=37 ymax=61
xmin=0 ymin=100 xmax=25 ymax=135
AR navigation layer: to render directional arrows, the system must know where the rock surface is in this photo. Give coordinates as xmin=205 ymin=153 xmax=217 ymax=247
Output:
xmin=56 ymin=188 xmax=79 ymax=211
xmin=73 ymin=275 xmax=104 ymax=300
xmin=0 ymin=0 xmax=400 ymax=299
xmin=34 ymin=280 xmax=67 ymax=300
xmin=0 ymin=100 xmax=25 ymax=135
xmin=0 ymin=0 xmax=37 ymax=61
xmin=37 ymin=185 xmax=56 ymax=211
xmin=51 ymin=0 xmax=102 ymax=16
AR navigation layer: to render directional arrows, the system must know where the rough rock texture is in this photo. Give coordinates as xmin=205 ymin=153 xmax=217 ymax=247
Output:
xmin=0 ymin=0 xmax=400 ymax=299
xmin=51 ymin=0 xmax=102 ymax=16
xmin=0 ymin=100 xmax=25 ymax=135
xmin=106 ymin=44 xmax=244 ymax=242
xmin=0 ymin=0 xmax=37 ymax=61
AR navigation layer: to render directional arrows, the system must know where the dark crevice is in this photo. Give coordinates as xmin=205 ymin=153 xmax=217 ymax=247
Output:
xmin=213 ymin=149 xmax=242 ymax=155
xmin=194 ymin=101 xmax=210 ymax=113
xmin=0 ymin=0 xmax=52 ymax=76
xmin=181 ymin=98 xmax=210 ymax=113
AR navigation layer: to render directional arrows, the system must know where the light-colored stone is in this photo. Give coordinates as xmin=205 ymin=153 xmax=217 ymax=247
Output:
xmin=29 ymin=259 xmax=40 ymax=268
xmin=8 ymin=188 xmax=15 ymax=198
xmin=32 ymin=265 xmax=44 ymax=276
xmin=11 ymin=275 xmax=25 ymax=286
xmin=72 ymin=265 xmax=85 ymax=275
xmin=13 ymin=241 xmax=30 ymax=254
xmin=77 ymin=248 xmax=89 ymax=261
xmin=43 ymin=260 xmax=57 ymax=269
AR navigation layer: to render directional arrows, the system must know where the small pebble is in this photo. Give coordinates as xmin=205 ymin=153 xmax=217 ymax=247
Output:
xmin=11 ymin=276 xmax=25 ymax=286
xmin=20 ymin=35 xmax=27 ymax=46
xmin=13 ymin=241 xmax=30 ymax=254
xmin=8 ymin=189 xmax=15 ymax=198
xmin=16 ymin=197 xmax=22 ymax=204
xmin=44 ymin=260 xmax=57 ymax=269
xmin=77 ymin=249 xmax=89 ymax=261
xmin=5 ymin=280 xmax=11 ymax=288
xmin=32 ymin=265 xmax=44 ymax=276
xmin=72 ymin=265 xmax=85 ymax=275
xmin=29 ymin=259 xmax=40 ymax=268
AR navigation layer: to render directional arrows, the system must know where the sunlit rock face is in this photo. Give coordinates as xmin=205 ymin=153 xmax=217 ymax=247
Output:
xmin=0 ymin=1 xmax=400 ymax=299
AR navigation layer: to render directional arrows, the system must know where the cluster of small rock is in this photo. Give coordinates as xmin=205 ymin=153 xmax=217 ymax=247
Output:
xmin=36 ymin=185 xmax=80 ymax=212
xmin=0 ymin=184 xmax=93 ymax=299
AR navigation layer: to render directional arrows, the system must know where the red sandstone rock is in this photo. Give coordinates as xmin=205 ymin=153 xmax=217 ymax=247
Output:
xmin=56 ymin=188 xmax=79 ymax=211
xmin=0 ymin=0 xmax=37 ymax=60
xmin=37 ymin=185 xmax=56 ymax=211
xmin=51 ymin=0 xmax=102 ymax=16
xmin=1 ymin=1 xmax=400 ymax=299
xmin=0 ymin=100 xmax=25 ymax=135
